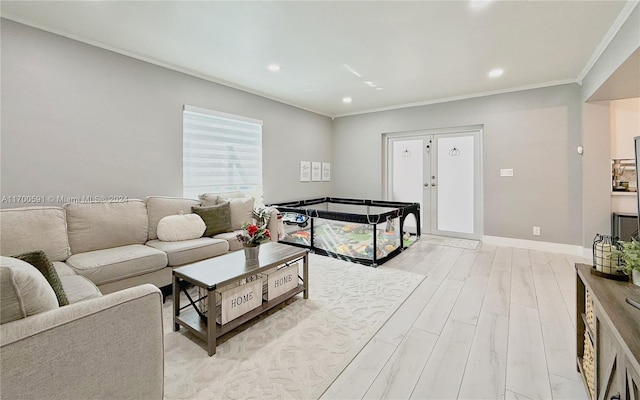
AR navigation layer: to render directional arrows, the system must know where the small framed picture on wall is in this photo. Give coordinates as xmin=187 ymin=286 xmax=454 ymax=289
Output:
xmin=311 ymin=162 xmax=322 ymax=181
xmin=322 ymin=162 xmax=331 ymax=181
xmin=300 ymin=161 xmax=311 ymax=182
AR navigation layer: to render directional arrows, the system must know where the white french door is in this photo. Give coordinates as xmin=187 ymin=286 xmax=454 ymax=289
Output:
xmin=386 ymin=127 xmax=482 ymax=240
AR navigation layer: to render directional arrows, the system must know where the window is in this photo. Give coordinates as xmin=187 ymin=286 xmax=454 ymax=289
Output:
xmin=183 ymin=105 xmax=263 ymax=200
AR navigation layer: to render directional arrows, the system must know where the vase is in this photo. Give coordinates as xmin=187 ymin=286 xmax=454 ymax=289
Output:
xmin=243 ymin=245 xmax=260 ymax=261
xmin=632 ymin=269 xmax=640 ymax=287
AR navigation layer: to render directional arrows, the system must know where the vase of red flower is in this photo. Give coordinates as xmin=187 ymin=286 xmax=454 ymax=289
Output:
xmin=243 ymin=245 xmax=260 ymax=261
xmin=236 ymin=222 xmax=270 ymax=261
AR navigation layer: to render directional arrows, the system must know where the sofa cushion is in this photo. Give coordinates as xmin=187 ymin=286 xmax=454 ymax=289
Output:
xmin=59 ymin=275 xmax=102 ymax=304
xmin=65 ymin=201 xmax=149 ymax=254
xmin=221 ymin=197 xmax=255 ymax=231
xmin=0 ymin=256 xmax=59 ymax=324
xmin=192 ymin=202 xmax=232 ymax=236
xmin=0 ymin=206 xmax=71 ymax=262
xmin=52 ymin=261 xmax=76 ymax=277
xmin=212 ymin=231 xmax=245 ymax=251
xmin=146 ymin=238 xmax=229 ymax=266
xmin=157 ymin=214 xmax=206 ymax=242
xmin=146 ymin=196 xmax=201 ymax=241
xmin=12 ymin=251 xmax=68 ymax=306
xmin=199 ymin=191 xmax=245 ymax=207
xmin=65 ymin=244 xmax=168 ymax=286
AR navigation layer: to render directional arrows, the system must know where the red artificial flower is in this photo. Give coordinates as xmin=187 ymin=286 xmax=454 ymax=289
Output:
xmin=247 ymin=224 xmax=258 ymax=236
xmin=236 ymin=222 xmax=270 ymax=246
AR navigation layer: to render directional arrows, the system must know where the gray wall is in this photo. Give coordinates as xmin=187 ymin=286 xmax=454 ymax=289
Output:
xmin=332 ymin=85 xmax=583 ymax=246
xmin=0 ymin=20 xmax=332 ymax=206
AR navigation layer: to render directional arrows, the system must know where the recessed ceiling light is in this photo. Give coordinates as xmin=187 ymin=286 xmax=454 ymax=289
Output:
xmin=267 ymin=64 xmax=281 ymax=72
xmin=342 ymin=97 xmax=352 ymax=104
xmin=375 ymin=87 xmax=383 ymax=91
xmin=488 ymin=68 xmax=504 ymax=78
xmin=364 ymin=81 xmax=376 ymax=87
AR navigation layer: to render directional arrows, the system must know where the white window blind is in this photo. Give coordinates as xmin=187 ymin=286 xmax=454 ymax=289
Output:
xmin=183 ymin=105 xmax=263 ymax=200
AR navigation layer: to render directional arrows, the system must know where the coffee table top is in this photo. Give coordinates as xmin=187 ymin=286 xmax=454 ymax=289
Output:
xmin=173 ymin=242 xmax=308 ymax=289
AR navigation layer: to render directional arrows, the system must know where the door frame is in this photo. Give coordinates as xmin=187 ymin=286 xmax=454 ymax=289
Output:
xmin=382 ymin=125 xmax=484 ymax=240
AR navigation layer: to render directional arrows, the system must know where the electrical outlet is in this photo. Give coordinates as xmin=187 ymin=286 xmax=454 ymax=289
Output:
xmin=533 ymin=226 xmax=541 ymax=236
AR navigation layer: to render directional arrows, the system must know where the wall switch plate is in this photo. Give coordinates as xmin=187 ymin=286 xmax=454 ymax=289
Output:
xmin=533 ymin=226 xmax=541 ymax=236
xmin=500 ymin=169 xmax=514 ymax=177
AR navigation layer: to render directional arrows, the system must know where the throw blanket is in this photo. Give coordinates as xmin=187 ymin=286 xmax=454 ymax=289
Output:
xmin=254 ymin=207 xmax=285 ymax=240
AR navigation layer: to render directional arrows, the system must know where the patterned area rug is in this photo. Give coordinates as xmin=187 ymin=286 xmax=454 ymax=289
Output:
xmin=420 ymin=234 xmax=480 ymax=250
xmin=162 ymin=254 xmax=424 ymax=400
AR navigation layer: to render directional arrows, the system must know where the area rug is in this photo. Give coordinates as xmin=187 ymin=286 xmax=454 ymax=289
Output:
xmin=162 ymin=254 xmax=424 ymax=400
xmin=420 ymin=234 xmax=480 ymax=250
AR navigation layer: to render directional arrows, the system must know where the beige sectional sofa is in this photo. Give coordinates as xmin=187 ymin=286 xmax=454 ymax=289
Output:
xmin=1 ymin=194 xmax=278 ymax=294
xmin=0 ymin=193 xmax=278 ymax=399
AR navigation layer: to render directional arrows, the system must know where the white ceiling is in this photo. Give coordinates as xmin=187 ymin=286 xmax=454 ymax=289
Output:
xmin=1 ymin=1 xmax=635 ymax=117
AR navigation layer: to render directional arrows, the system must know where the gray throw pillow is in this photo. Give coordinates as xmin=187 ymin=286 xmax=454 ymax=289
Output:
xmin=192 ymin=202 xmax=232 ymax=236
xmin=12 ymin=250 xmax=69 ymax=306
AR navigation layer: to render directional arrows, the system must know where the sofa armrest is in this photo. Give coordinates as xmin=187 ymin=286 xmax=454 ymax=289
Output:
xmin=0 ymin=284 xmax=164 ymax=400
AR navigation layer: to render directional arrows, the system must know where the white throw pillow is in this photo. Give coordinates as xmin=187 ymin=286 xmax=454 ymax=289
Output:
xmin=0 ymin=256 xmax=59 ymax=324
xmin=220 ymin=197 xmax=255 ymax=230
xmin=157 ymin=214 xmax=206 ymax=242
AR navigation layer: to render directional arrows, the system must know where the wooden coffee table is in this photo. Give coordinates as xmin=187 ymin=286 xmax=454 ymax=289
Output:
xmin=172 ymin=242 xmax=309 ymax=356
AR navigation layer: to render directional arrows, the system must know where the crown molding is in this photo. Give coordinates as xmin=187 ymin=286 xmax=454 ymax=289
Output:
xmin=332 ymin=79 xmax=578 ymax=118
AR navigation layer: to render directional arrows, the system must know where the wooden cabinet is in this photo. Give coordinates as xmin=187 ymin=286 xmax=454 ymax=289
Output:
xmin=626 ymin=363 xmax=639 ymax=400
xmin=576 ymin=264 xmax=640 ymax=400
xmin=598 ymin=318 xmax=625 ymax=400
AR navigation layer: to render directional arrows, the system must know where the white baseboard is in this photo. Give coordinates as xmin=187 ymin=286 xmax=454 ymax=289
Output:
xmin=482 ymin=235 xmax=584 ymax=256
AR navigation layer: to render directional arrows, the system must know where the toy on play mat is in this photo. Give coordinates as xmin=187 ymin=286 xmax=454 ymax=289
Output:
xmin=340 ymin=224 xmax=371 ymax=235
xmin=282 ymin=212 xmax=309 ymax=227
xmin=287 ymin=230 xmax=311 ymax=246
xmin=312 ymin=221 xmax=401 ymax=260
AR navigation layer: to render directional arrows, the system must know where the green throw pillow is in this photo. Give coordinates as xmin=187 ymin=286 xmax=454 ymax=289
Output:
xmin=12 ymin=250 xmax=69 ymax=306
xmin=192 ymin=202 xmax=232 ymax=237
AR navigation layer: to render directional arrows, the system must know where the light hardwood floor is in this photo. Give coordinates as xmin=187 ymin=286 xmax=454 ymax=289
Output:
xmin=320 ymin=241 xmax=589 ymax=400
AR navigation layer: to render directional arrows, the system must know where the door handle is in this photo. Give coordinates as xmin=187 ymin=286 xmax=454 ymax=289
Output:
xmin=424 ymin=183 xmax=429 ymax=188
xmin=432 ymin=183 xmax=437 ymax=187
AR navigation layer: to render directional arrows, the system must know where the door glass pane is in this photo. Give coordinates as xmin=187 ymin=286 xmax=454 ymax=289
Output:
xmin=436 ymin=136 xmax=474 ymax=234
xmin=392 ymin=139 xmax=423 ymax=231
